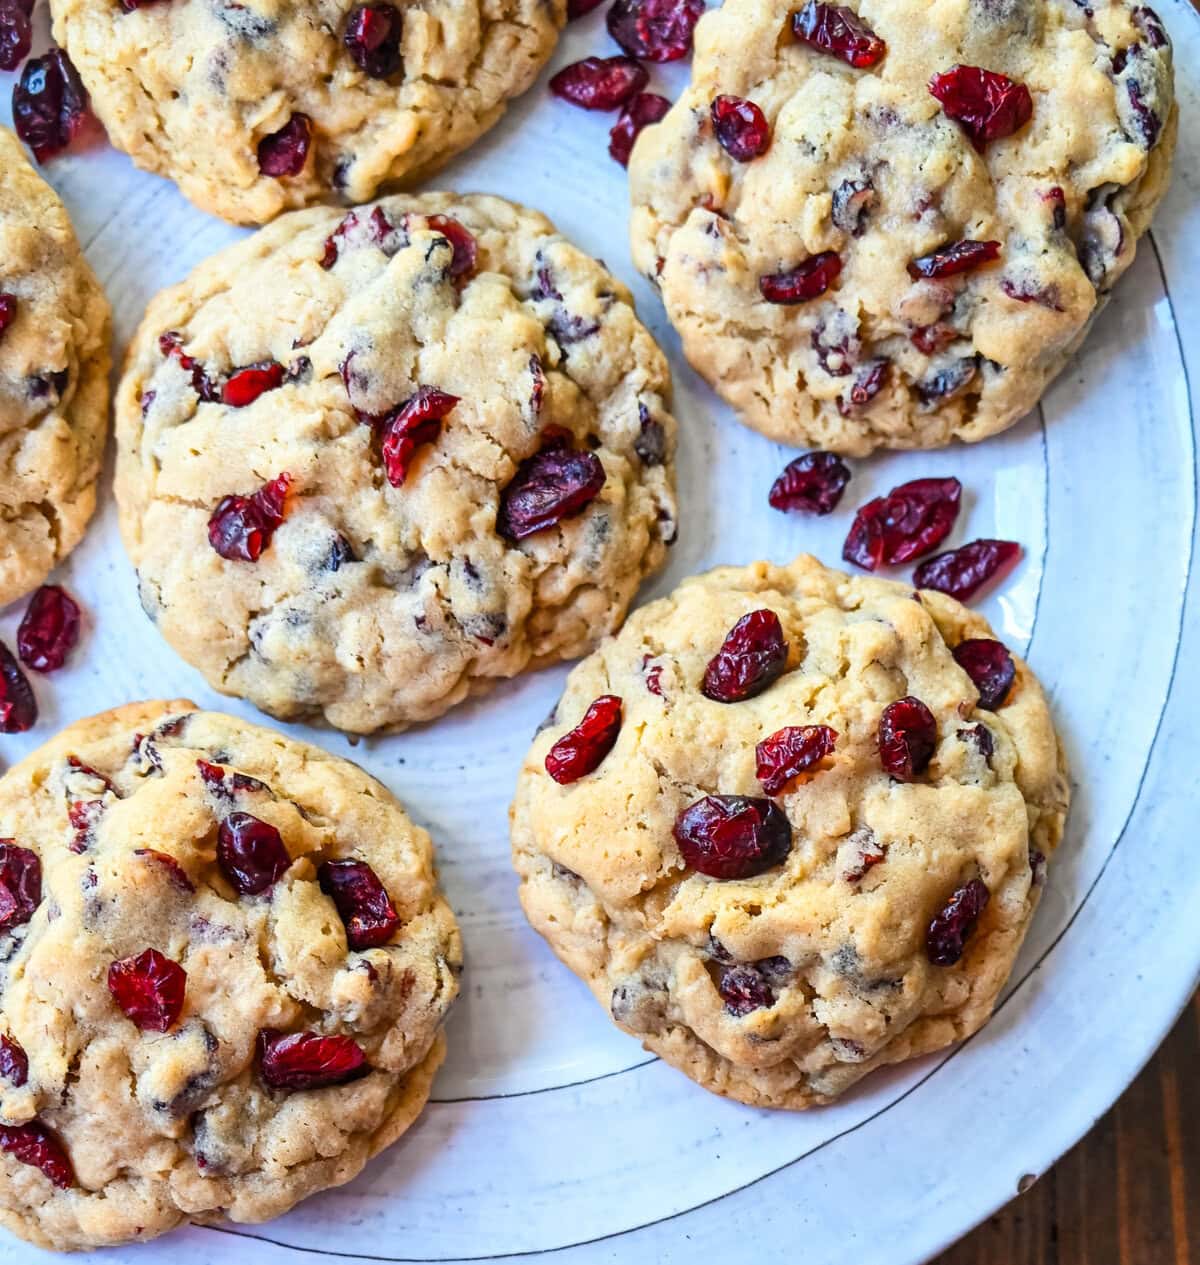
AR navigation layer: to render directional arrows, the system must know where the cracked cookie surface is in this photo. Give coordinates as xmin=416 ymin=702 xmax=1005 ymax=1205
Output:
xmin=0 ymin=126 xmax=111 ymax=609
xmin=50 ymin=0 xmax=565 ymax=225
xmin=628 ymin=0 xmax=1175 ymax=455
xmin=511 ymin=555 xmax=1069 ymax=1109
xmin=0 ymin=700 xmax=461 ymax=1251
xmin=115 ymin=192 xmax=678 ymax=734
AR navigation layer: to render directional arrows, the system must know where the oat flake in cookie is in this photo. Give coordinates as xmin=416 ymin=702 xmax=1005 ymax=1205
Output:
xmin=115 ymin=193 xmax=678 ymax=734
xmin=628 ymin=0 xmax=1176 ymax=455
xmin=0 ymin=125 xmax=111 ymax=609
xmin=510 ymin=556 xmax=1069 ymax=1109
xmin=49 ymin=0 xmax=565 ymax=226
xmin=0 ymin=701 xmax=461 ymax=1251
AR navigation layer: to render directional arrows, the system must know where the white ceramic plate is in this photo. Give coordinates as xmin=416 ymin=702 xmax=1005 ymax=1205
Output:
xmin=2 ymin=2 xmax=1198 ymax=1259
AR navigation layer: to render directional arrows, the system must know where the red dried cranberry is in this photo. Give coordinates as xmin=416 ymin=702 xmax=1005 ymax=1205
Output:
xmin=1044 ymin=185 xmax=1067 ymax=230
xmin=606 ymin=0 xmax=703 ymax=62
xmin=711 ymin=94 xmax=770 ymax=161
xmin=768 ymin=451 xmax=850 ymax=515
xmin=1133 ymin=4 xmax=1168 ymax=47
xmin=609 ymin=91 xmax=670 ymax=165
xmin=16 ymin=585 xmax=80 ymax=674
xmin=907 ymin=239 xmax=1001 ymax=281
xmin=642 ymin=655 xmax=665 ymax=696
xmin=928 ymin=65 xmax=1032 ymax=150
xmin=756 ymin=724 xmax=837 ymax=795
xmin=107 ymin=948 xmax=187 ymax=1032
xmin=842 ymin=476 xmax=961 ymax=570
xmin=913 ymin=538 xmax=1021 ymax=602
xmin=133 ymin=848 xmax=195 ymax=894
xmin=910 ymin=323 xmax=958 ymax=355
xmin=550 ymin=56 xmax=648 ymax=111
xmin=422 ymin=214 xmax=477 ymax=279
xmin=159 ymin=330 xmax=218 ymax=401
xmin=257 ymin=113 xmax=311 ymax=177
xmin=952 ymin=638 xmax=1015 ymax=710
xmin=674 ymin=795 xmax=792 ymax=880
xmin=319 ymin=859 xmax=400 ymax=950
xmin=926 ymin=877 xmax=990 ymax=965
xmin=218 ymin=812 xmax=291 ymax=895
xmin=529 ymin=354 xmax=546 ymax=416
xmin=207 ymin=472 xmax=293 ymax=562
xmin=842 ymin=830 xmax=886 ymax=881
xmin=67 ymin=799 xmax=103 ymax=853
xmin=545 ymin=695 xmax=623 ymax=784
xmin=196 ymin=759 xmax=227 ymax=791
xmin=791 ymin=1 xmax=886 ymax=67
xmin=0 ymin=644 xmax=37 ymax=734
xmin=258 ymin=1029 xmax=368 ymax=1090
xmin=0 ymin=294 xmax=15 ymax=342
xmin=0 ymin=0 xmax=32 ymax=73
xmin=759 ymin=251 xmax=842 ymax=304
xmin=379 ymin=386 xmax=459 ymax=487
xmin=221 ymin=361 xmax=285 ymax=407
xmin=13 ymin=50 xmax=90 ymax=164
xmin=959 ymin=722 xmax=994 ymax=761
xmin=702 ymin=610 xmax=788 ymax=703
xmin=497 ymin=441 xmax=605 ymax=541
xmin=343 ymin=3 xmax=403 ymax=78
xmin=0 ymin=1035 xmax=28 ymax=1086
xmin=838 ymin=359 xmax=888 ymax=414
xmin=569 ymin=0 xmax=605 ymax=15
xmin=878 ymin=696 xmax=937 ymax=780
xmin=1001 ymin=277 xmax=1064 ymax=310
xmin=0 ymin=1122 xmax=73 ymax=1188
xmin=718 ymin=964 xmax=774 ymax=1015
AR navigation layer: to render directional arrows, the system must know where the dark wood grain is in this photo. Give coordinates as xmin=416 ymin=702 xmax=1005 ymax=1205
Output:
xmin=934 ymin=992 xmax=1200 ymax=1264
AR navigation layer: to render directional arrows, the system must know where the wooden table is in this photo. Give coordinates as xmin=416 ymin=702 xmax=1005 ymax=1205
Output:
xmin=934 ymin=992 xmax=1200 ymax=1262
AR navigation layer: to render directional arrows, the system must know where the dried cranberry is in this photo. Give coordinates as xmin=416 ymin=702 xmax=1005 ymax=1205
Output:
xmin=1124 ymin=78 xmax=1161 ymax=148
xmin=606 ymin=0 xmax=703 ymax=62
xmin=635 ymin=402 xmax=667 ymax=466
xmin=379 ymin=386 xmax=459 ymax=486
xmin=952 ymin=638 xmax=1015 ymax=710
xmin=791 ymin=1 xmax=886 ymax=67
xmin=133 ymin=848 xmax=195 ymax=894
xmin=207 ymin=472 xmax=293 ymax=562
xmin=609 ymin=91 xmax=670 ymax=165
xmin=926 ymin=877 xmax=990 ymax=965
xmin=16 ymin=585 xmax=80 ymax=674
xmin=0 ymin=0 xmax=31 ymax=72
xmin=545 ymin=695 xmax=622 ymax=784
xmin=0 ymin=1122 xmax=73 ymax=1188
xmin=321 ymin=205 xmax=400 ymax=269
xmin=928 ymin=65 xmax=1032 ymax=150
xmin=550 ymin=56 xmax=648 ymax=110
xmin=1133 ymin=4 xmax=1168 ymax=47
xmin=913 ymin=539 xmax=1021 ymax=602
xmin=0 ymin=644 xmax=37 ymax=734
xmin=768 ymin=451 xmax=850 ymax=515
xmin=221 ymin=361 xmax=285 ymax=407
xmin=831 ymin=178 xmax=876 ymax=236
xmin=1044 ymin=185 xmax=1067 ymax=230
xmin=642 ymin=655 xmax=665 ymax=696
xmin=497 ymin=441 xmax=604 ymax=540
xmin=257 ymin=113 xmax=311 ymax=177
xmin=218 ymin=812 xmax=291 ymax=895
xmin=838 ymin=359 xmax=888 ymax=414
xmin=917 ymin=356 xmax=977 ymax=404
xmin=343 ymin=3 xmax=403 ymax=78
xmin=756 ymin=724 xmax=837 ymax=794
xmin=842 ymin=830 xmax=886 ymax=881
xmin=159 ymin=331 xmax=218 ymax=401
xmin=878 ymin=696 xmax=937 ymax=780
xmin=674 ymin=795 xmax=793 ymax=880
xmin=0 ymin=294 xmax=15 ymax=342
xmin=107 ymin=948 xmax=186 ymax=1032
xmin=68 ymin=799 xmax=103 ymax=853
xmin=908 ymin=239 xmax=1001 ymax=281
xmin=959 ymin=722 xmax=994 ymax=761
xmin=718 ymin=964 xmax=774 ymax=1015
xmin=1001 ymin=277 xmax=1064 ymax=310
xmin=0 ymin=1035 xmax=28 ymax=1086
xmin=258 ymin=1029 xmax=368 ymax=1090
xmin=13 ymin=49 xmax=90 ymax=164
xmin=842 ymin=477 xmax=961 ymax=570
xmin=910 ymin=323 xmax=958 ymax=355
xmin=702 ymin=609 xmax=788 ymax=703
xmin=421 ymin=214 xmax=477 ymax=280
xmin=759 ymin=251 xmax=842 ymax=304
xmin=529 ymin=354 xmax=546 ymax=416
xmin=711 ymin=94 xmax=770 ymax=161
xmin=319 ymin=859 xmax=400 ymax=950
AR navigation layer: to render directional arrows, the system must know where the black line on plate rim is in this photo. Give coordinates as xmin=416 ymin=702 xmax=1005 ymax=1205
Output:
xmin=201 ymin=229 xmax=1196 ymax=1263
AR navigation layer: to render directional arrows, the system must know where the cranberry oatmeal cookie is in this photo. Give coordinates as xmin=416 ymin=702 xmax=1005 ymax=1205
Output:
xmin=0 ymin=125 xmax=111 ymax=609
xmin=628 ymin=0 xmax=1175 ymax=455
xmin=511 ymin=555 xmax=1069 ymax=1108
xmin=115 ymin=193 xmax=678 ymax=734
xmin=49 ymin=0 xmax=565 ymax=225
xmin=0 ymin=700 xmax=461 ymax=1250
